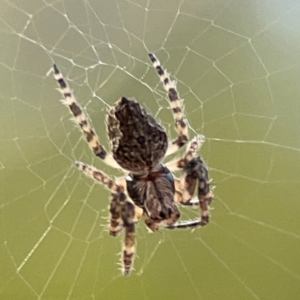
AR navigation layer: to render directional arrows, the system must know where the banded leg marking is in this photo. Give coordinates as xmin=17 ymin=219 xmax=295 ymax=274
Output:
xmin=166 ymin=135 xmax=205 ymax=172
xmin=75 ymin=161 xmax=136 ymax=275
xmin=75 ymin=161 xmax=124 ymax=193
xmin=53 ymin=65 xmax=120 ymax=168
xmin=149 ymin=53 xmax=188 ymax=155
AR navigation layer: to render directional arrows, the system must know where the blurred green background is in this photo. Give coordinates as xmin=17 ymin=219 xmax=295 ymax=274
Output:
xmin=0 ymin=0 xmax=300 ymax=299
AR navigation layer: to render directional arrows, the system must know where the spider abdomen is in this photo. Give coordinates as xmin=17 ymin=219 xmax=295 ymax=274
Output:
xmin=108 ymin=97 xmax=168 ymax=172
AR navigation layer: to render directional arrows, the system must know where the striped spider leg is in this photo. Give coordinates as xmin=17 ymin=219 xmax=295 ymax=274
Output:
xmin=148 ymin=54 xmax=214 ymax=229
xmin=148 ymin=53 xmax=189 ymax=156
xmin=164 ymin=135 xmax=214 ymax=229
xmin=53 ymin=66 xmax=140 ymax=275
xmin=53 ymin=65 xmax=120 ymax=169
xmin=74 ymin=162 xmax=141 ymax=275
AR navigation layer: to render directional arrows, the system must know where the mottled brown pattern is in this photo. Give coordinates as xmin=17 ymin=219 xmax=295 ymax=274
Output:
xmin=108 ymin=97 xmax=168 ymax=172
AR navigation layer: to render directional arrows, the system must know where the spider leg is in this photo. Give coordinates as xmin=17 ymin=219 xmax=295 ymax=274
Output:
xmin=109 ymin=193 xmax=124 ymax=236
xmin=174 ymin=179 xmax=199 ymax=206
xmin=53 ymin=65 xmax=120 ymax=169
xmin=172 ymin=158 xmax=213 ymax=228
xmin=121 ymin=198 xmax=136 ymax=275
xmin=149 ymin=53 xmax=188 ymax=156
xmin=160 ymin=218 xmax=205 ymax=229
xmin=75 ymin=161 xmax=125 ymax=235
xmin=161 ymin=171 xmax=213 ymax=230
xmin=186 ymin=157 xmax=213 ymax=226
xmin=110 ymin=191 xmax=137 ymax=275
xmin=75 ymin=161 xmax=123 ymax=193
xmin=165 ymin=135 xmax=213 ymax=228
xmin=166 ymin=134 xmax=205 ymax=172
xmin=75 ymin=161 xmax=137 ymax=275
xmin=166 ymin=135 xmax=206 ymax=207
xmin=161 ymin=165 xmax=213 ymax=230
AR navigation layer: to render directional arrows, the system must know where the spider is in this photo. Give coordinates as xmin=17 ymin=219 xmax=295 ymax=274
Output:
xmin=53 ymin=53 xmax=214 ymax=275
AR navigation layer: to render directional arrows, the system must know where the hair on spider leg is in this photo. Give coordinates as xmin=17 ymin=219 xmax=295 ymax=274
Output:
xmin=46 ymin=65 xmax=56 ymax=77
xmin=159 ymin=217 xmax=205 ymax=230
xmin=58 ymin=98 xmax=68 ymax=107
xmin=99 ymin=215 xmax=110 ymax=224
xmin=191 ymin=134 xmax=205 ymax=146
xmin=116 ymin=253 xmax=137 ymax=277
xmin=183 ymin=197 xmax=200 ymax=207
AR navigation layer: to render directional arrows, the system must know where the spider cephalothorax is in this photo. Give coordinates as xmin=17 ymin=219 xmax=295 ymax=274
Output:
xmin=53 ymin=53 xmax=214 ymax=275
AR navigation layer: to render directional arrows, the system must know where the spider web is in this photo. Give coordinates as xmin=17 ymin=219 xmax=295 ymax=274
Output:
xmin=1 ymin=0 xmax=300 ymax=299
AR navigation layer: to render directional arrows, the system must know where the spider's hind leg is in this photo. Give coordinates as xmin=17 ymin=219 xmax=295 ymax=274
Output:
xmin=110 ymin=192 xmax=137 ymax=275
xmin=110 ymin=191 xmax=137 ymax=275
xmin=121 ymin=199 xmax=136 ymax=275
xmin=75 ymin=161 xmax=125 ymax=235
xmin=75 ymin=161 xmax=137 ymax=275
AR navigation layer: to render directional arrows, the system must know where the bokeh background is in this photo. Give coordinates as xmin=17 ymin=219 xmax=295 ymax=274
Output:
xmin=0 ymin=0 xmax=300 ymax=299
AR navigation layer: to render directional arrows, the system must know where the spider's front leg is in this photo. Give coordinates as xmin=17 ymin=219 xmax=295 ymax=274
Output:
xmin=53 ymin=65 xmax=120 ymax=169
xmin=149 ymin=53 xmax=189 ymax=156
